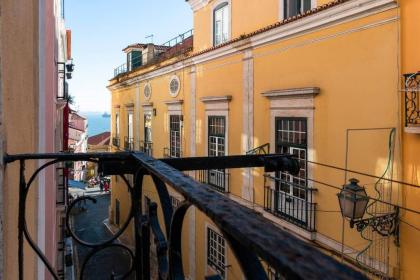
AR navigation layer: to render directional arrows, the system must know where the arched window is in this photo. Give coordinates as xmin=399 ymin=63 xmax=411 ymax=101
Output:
xmin=213 ymin=2 xmax=229 ymax=46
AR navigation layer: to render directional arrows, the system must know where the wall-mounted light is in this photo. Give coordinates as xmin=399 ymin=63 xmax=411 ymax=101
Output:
xmin=338 ymin=178 xmax=399 ymax=243
xmin=153 ymin=108 xmax=157 ymax=116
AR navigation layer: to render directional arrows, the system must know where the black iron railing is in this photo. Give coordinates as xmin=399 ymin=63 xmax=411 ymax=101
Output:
xmin=139 ymin=140 xmax=153 ymax=156
xmin=264 ymin=175 xmax=317 ymax=232
xmin=161 ymin=29 xmax=193 ymax=48
xmin=196 ymin=169 xmax=230 ymax=193
xmin=163 ymin=147 xmax=182 ymax=158
xmin=113 ymin=29 xmax=193 ymax=78
xmin=246 ymin=143 xmax=270 ymax=155
xmin=403 ymin=72 xmax=420 ymax=128
xmin=124 ymin=137 xmax=134 ymax=151
xmin=4 ymin=152 xmax=366 ymax=280
xmin=112 ymin=136 xmax=120 ymax=147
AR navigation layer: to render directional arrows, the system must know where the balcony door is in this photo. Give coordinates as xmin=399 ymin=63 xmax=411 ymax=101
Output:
xmin=169 ymin=115 xmax=182 ymax=158
xmin=208 ymin=116 xmax=226 ymax=191
xmin=275 ymin=117 xmax=308 ymax=224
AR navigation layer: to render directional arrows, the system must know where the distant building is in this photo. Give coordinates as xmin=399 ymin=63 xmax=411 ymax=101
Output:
xmin=87 ymin=132 xmax=111 ymax=178
xmin=69 ymin=111 xmax=88 ymax=181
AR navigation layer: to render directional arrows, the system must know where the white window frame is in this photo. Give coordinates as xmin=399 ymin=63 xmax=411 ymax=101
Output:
xmin=211 ymin=0 xmax=231 ymax=46
xmin=279 ymin=0 xmax=316 ymax=20
xmin=115 ymin=112 xmax=120 ymax=137
xmin=262 ymin=88 xmax=318 ymax=235
xmin=205 ymin=223 xmax=228 ymax=279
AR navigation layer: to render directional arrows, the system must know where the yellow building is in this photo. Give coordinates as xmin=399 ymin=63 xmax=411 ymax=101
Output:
xmin=108 ymin=0 xmax=419 ymax=278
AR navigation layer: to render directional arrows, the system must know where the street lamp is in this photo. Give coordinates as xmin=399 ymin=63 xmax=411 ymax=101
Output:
xmin=338 ymin=178 xmax=369 ymax=227
xmin=337 ymin=178 xmax=399 ymax=243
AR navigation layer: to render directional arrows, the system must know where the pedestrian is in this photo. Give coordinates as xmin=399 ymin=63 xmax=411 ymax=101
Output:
xmin=99 ymin=179 xmax=103 ymax=192
xmin=104 ymin=180 xmax=109 ymax=192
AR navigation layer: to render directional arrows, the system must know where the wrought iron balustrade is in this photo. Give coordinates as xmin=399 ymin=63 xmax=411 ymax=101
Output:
xmin=4 ymin=152 xmax=366 ymax=280
xmin=163 ymin=147 xmax=182 ymax=158
xmin=403 ymin=72 xmax=420 ymax=128
xmin=112 ymin=136 xmax=120 ymax=147
xmin=124 ymin=136 xmax=134 ymax=151
xmin=264 ymin=175 xmax=317 ymax=232
xmin=139 ymin=140 xmax=153 ymax=156
xmin=246 ymin=143 xmax=270 ymax=155
xmin=196 ymin=169 xmax=230 ymax=193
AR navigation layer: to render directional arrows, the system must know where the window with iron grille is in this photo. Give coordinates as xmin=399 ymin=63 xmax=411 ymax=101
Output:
xmin=207 ymin=227 xmax=226 ymax=278
xmin=169 ymin=115 xmax=182 ymax=158
xmin=284 ymin=0 xmax=311 ymax=18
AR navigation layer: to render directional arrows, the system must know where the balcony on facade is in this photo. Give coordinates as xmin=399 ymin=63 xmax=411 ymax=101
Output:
xmin=163 ymin=147 xmax=182 ymax=159
xmin=124 ymin=137 xmax=134 ymax=151
xmin=403 ymin=72 xmax=420 ymax=133
xmin=196 ymin=169 xmax=230 ymax=193
xmin=263 ymin=174 xmax=316 ymax=232
xmin=139 ymin=140 xmax=153 ymax=156
xmin=113 ymin=29 xmax=193 ymax=78
xmin=112 ymin=136 xmax=120 ymax=147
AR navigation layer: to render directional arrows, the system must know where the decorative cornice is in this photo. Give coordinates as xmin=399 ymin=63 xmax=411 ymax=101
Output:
xmin=124 ymin=103 xmax=134 ymax=107
xmin=114 ymin=105 xmax=120 ymax=108
xmin=187 ymin=0 xmax=209 ymax=12
xmin=108 ymin=0 xmax=396 ymax=90
xmin=141 ymin=102 xmax=153 ymax=107
xmin=262 ymin=88 xmax=320 ymax=99
xmin=164 ymin=99 xmax=184 ymax=105
xmin=200 ymin=95 xmax=232 ymax=103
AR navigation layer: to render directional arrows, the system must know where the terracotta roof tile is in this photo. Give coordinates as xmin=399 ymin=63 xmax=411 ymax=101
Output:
xmin=88 ymin=132 xmax=111 ymax=145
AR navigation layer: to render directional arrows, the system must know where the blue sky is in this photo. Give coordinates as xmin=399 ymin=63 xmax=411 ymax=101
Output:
xmin=66 ymin=0 xmax=192 ymax=112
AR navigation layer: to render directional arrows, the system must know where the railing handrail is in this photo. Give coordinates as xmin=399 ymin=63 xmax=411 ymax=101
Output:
xmin=161 ymin=29 xmax=193 ymax=48
xmin=5 ymin=152 xmax=366 ymax=280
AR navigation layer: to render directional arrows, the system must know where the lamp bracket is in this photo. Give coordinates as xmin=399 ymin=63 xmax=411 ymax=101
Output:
xmin=352 ymin=207 xmax=399 ymax=246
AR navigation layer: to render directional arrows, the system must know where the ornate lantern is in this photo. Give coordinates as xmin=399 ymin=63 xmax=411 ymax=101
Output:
xmin=338 ymin=178 xmax=369 ymax=227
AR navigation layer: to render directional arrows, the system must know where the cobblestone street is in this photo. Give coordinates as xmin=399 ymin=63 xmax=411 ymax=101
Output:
xmin=71 ymin=194 xmax=134 ymax=279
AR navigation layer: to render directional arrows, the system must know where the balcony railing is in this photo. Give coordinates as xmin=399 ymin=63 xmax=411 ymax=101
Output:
xmin=139 ymin=140 xmax=153 ymax=156
xmin=196 ymin=169 xmax=230 ymax=193
xmin=163 ymin=147 xmax=182 ymax=158
xmin=4 ymin=152 xmax=365 ymax=280
xmin=264 ymin=175 xmax=317 ymax=232
xmin=112 ymin=136 xmax=120 ymax=147
xmin=403 ymin=72 xmax=420 ymax=132
xmin=113 ymin=29 xmax=193 ymax=78
xmin=124 ymin=137 xmax=134 ymax=151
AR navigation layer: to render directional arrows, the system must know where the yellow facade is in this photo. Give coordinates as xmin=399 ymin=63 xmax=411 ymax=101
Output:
xmin=108 ymin=0 xmax=420 ymax=279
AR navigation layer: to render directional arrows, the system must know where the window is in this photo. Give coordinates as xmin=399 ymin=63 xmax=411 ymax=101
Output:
xmin=169 ymin=115 xmax=182 ymax=158
xmin=169 ymin=76 xmax=180 ymax=97
xmin=127 ymin=112 xmax=133 ymax=149
xmin=127 ymin=50 xmax=142 ymax=71
xmin=213 ymin=3 xmax=229 ymax=46
xmin=275 ymin=117 xmax=308 ymax=219
xmin=284 ymin=0 xmax=311 ymax=18
xmin=115 ymin=113 xmax=120 ymax=137
xmin=207 ymin=116 xmax=227 ymax=192
xmin=144 ymin=114 xmax=152 ymax=143
xmin=207 ymin=227 xmax=226 ymax=278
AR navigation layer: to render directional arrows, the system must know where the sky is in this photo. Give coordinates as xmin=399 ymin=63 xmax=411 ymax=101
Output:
xmin=65 ymin=0 xmax=193 ymax=113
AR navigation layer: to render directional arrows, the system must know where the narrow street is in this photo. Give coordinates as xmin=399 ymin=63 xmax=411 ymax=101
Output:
xmin=71 ymin=194 xmax=134 ymax=279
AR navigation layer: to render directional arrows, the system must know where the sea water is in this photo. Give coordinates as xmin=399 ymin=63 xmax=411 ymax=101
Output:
xmin=82 ymin=112 xmax=111 ymax=136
